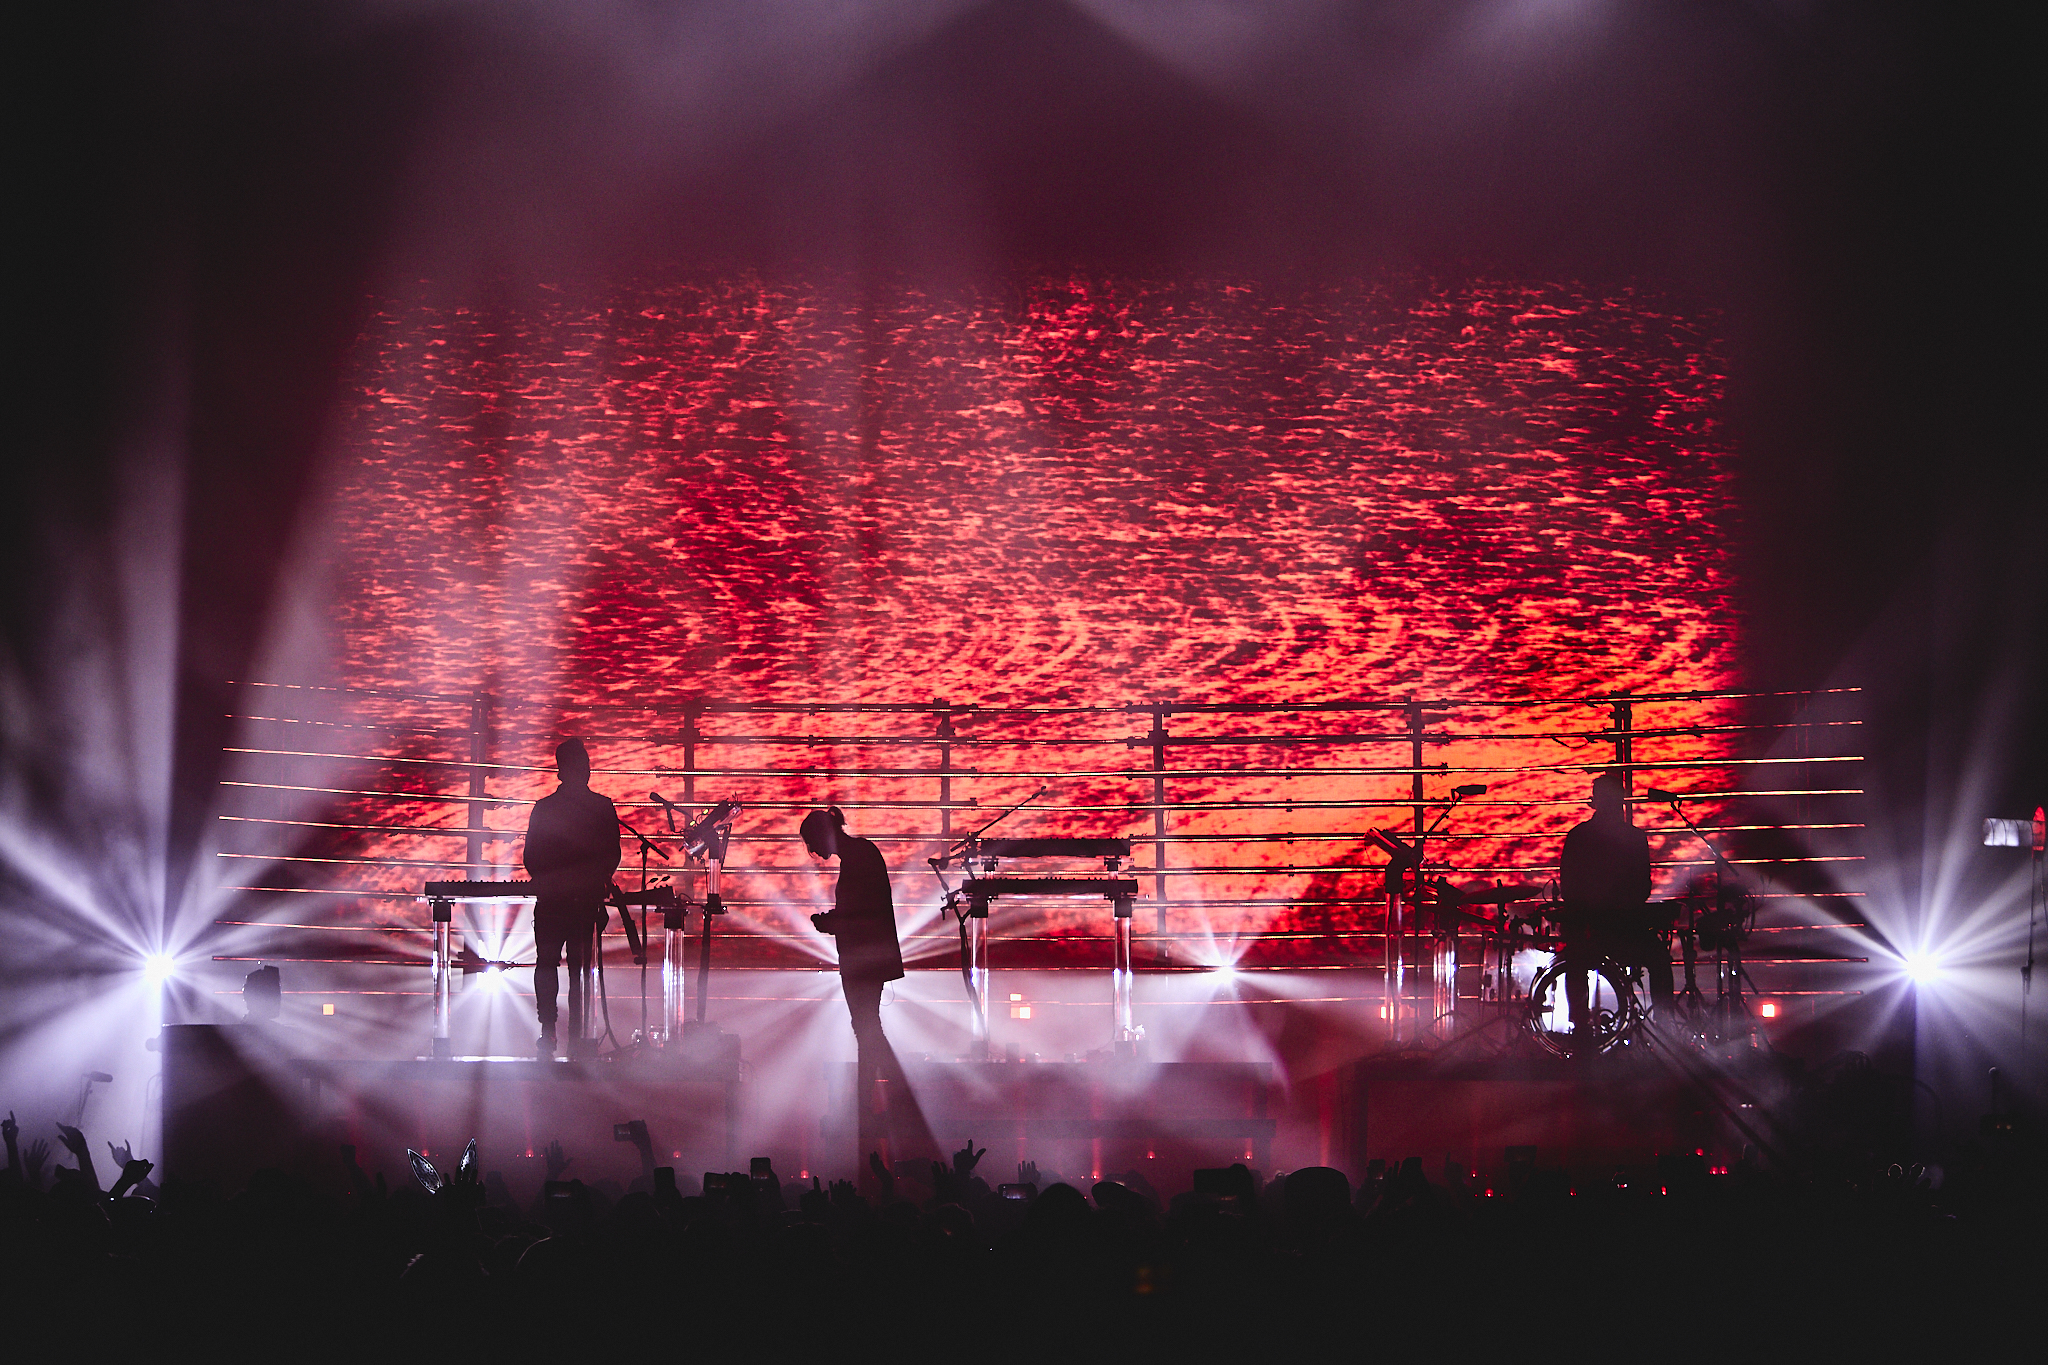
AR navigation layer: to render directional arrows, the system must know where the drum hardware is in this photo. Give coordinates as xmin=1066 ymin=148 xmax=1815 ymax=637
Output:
xmin=1524 ymin=953 xmax=1651 ymax=1058
xmin=651 ymin=794 xmax=741 ymax=1037
xmin=1455 ymin=883 xmax=1549 ymax=906
xmin=1368 ymin=783 xmax=1487 ymax=1045
xmin=1649 ymin=789 xmax=1760 ymax=1048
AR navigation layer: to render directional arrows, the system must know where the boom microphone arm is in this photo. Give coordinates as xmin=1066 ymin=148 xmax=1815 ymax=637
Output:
xmin=931 ymin=784 xmax=1046 ymax=870
xmin=1645 ymin=789 xmax=1742 ymax=882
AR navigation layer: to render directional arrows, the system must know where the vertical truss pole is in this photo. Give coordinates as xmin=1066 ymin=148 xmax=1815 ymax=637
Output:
xmin=663 ymin=898 xmax=687 ymax=1044
xmin=459 ymin=689 xmax=490 ymax=1055
xmin=1610 ymin=699 xmax=1635 ymax=792
xmin=937 ymin=712 xmax=955 ymax=843
xmin=1112 ymin=895 xmax=1137 ymax=1050
xmin=682 ymin=701 xmax=702 ymax=808
xmin=1388 ymin=698 xmax=1426 ymax=1042
xmin=1150 ymin=705 xmax=1170 ymax=936
xmin=967 ymin=894 xmax=990 ymax=1060
xmin=430 ymin=897 xmax=453 ymax=1058
xmin=466 ymin=689 xmax=490 ymax=880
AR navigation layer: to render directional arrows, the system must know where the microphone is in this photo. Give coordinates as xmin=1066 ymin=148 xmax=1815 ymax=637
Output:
xmin=1646 ymin=788 xmax=1682 ymax=803
xmin=1452 ymin=784 xmax=1488 ymax=798
xmin=649 ymin=791 xmax=680 ymax=834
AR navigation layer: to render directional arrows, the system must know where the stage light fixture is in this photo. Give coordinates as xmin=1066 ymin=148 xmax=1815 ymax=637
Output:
xmin=1904 ymin=954 xmax=1944 ymax=984
xmin=1759 ymin=1000 xmax=1778 ymax=1018
xmin=1982 ymin=809 xmax=2045 ymax=850
xmin=142 ymin=953 xmax=176 ymax=984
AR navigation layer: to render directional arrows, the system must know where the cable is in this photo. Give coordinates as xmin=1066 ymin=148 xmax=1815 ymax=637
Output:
xmin=596 ymin=920 xmax=624 ymax=1053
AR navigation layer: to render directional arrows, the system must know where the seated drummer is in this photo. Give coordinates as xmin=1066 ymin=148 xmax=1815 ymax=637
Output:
xmin=1559 ymin=771 xmax=1674 ymax=1041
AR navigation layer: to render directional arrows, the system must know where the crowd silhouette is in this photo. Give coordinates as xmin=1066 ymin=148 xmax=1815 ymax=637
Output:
xmin=3 ymin=1099 xmax=2039 ymax=1353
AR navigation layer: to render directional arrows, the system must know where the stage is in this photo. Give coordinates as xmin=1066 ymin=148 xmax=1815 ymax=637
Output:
xmin=158 ymin=1014 xmax=1806 ymax=1204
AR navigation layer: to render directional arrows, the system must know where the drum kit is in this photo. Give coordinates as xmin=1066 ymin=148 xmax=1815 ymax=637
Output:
xmin=1414 ymin=878 xmax=1758 ymax=1059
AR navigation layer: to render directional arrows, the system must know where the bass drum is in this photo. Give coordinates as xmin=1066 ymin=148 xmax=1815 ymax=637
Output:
xmin=1525 ymin=956 xmax=1641 ymax=1058
xmin=1507 ymin=946 xmax=1559 ymax=1001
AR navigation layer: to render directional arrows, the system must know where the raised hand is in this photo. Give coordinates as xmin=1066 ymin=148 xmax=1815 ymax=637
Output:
xmin=542 ymin=1139 xmax=571 ymax=1180
xmin=868 ymin=1150 xmax=895 ymax=1198
xmin=108 ymin=1140 xmax=134 ymax=1168
xmin=22 ymin=1138 xmax=50 ymax=1185
xmin=2 ymin=1111 xmax=17 ymax=1148
xmin=109 ymin=1159 xmax=153 ymax=1200
xmin=341 ymin=1143 xmax=374 ymax=1199
xmin=55 ymin=1123 xmax=99 ymax=1191
xmin=1018 ymin=1159 xmax=1040 ymax=1187
xmin=953 ymin=1140 xmax=987 ymax=1177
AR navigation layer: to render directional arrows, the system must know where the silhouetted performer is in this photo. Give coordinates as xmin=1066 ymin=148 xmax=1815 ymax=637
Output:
xmin=1559 ymin=771 xmax=1671 ymax=1044
xmin=523 ymin=738 xmax=620 ymax=1057
xmin=803 ymin=807 xmax=914 ymax=1163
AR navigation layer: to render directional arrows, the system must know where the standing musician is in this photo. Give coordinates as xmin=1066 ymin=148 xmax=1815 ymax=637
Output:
xmin=523 ymin=738 xmax=621 ymax=1058
xmin=803 ymin=807 xmax=907 ymax=1146
xmin=1558 ymin=770 xmax=1672 ymax=1047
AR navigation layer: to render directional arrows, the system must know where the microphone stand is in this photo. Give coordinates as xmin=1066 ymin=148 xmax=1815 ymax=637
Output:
xmin=648 ymin=794 xmax=692 ymax=1044
xmin=1653 ymin=794 xmax=1753 ymax=1026
xmin=615 ymin=816 xmax=668 ymax=1047
xmin=932 ymin=783 xmax=1047 ymax=871
xmin=928 ymin=784 xmax=1042 ymax=1061
xmin=1368 ymin=787 xmax=1475 ymax=1047
xmin=692 ymin=824 xmax=733 ymax=1031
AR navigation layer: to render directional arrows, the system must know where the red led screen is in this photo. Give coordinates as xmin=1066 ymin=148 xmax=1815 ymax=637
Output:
xmin=268 ymin=273 xmax=1742 ymax=964
xmin=334 ymin=274 xmax=1734 ymax=707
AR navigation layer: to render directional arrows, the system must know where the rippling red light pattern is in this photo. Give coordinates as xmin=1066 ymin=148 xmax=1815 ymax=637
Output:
xmin=291 ymin=273 xmax=1740 ymax=961
xmin=333 ymin=274 xmax=1734 ymax=707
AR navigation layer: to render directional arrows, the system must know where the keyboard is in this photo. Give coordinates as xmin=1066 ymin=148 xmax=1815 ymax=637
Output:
xmin=422 ymin=880 xmax=535 ymax=898
xmin=961 ymin=876 xmax=1141 ymax=899
xmin=974 ymin=838 xmax=1132 ymax=860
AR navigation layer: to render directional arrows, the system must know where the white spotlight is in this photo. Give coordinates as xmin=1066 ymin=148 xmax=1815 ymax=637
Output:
xmin=143 ymin=953 xmax=176 ymax=984
xmin=1903 ymin=954 xmax=1943 ymax=984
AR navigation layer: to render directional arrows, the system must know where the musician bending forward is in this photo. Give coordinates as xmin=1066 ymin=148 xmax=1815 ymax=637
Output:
xmin=523 ymin=738 xmax=621 ymax=1058
xmin=803 ymin=807 xmax=907 ymax=1130
xmin=1558 ymin=771 xmax=1673 ymax=1048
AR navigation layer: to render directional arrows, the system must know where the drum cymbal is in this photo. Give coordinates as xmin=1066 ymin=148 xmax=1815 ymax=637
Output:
xmin=1454 ymin=883 xmax=1548 ymax=905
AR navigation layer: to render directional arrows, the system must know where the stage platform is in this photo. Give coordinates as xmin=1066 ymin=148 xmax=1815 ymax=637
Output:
xmin=159 ymin=1022 xmax=1792 ymax=1197
xmin=161 ymin=1024 xmax=744 ymax=1192
xmin=1305 ymin=1045 xmax=1804 ymax=1185
xmin=880 ymin=1061 xmax=1276 ymax=1184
